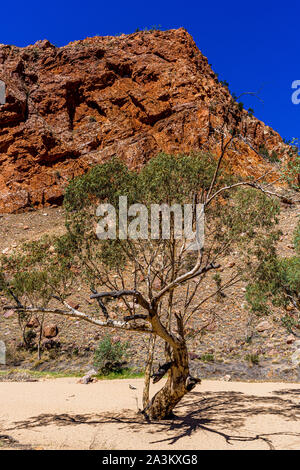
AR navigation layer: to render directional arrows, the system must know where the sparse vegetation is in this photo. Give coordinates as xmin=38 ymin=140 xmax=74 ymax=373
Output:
xmin=245 ymin=354 xmax=260 ymax=365
xmin=259 ymin=144 xmax=279 ymax=163
xmin=94 ymin=335 xmax=130 ymax=375
xmin=280 ymin=138 xmax=300 ymax=189
xmin=200 ymin=353 xmax=215 ymax=362
xmin=219 ymin=80 xmax=230 ymax=88
xmin=246 ymin=219 xmax=300 ymax=333
xmin=1 ymin=147 xmax=284 ymax=419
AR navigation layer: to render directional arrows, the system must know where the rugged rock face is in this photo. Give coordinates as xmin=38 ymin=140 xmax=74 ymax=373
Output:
xmin=0 ymin=28 xmax=290 ymax=213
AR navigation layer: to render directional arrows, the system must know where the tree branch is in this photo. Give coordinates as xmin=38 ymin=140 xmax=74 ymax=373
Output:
xmin=90 ymin=289 xmax=150 ymax=311
xmin=90 ymin=287 xmax=109 ymax=320
xmin=153 ymin=262 xmax=221 ymax=303
xmin=4 ymin=304 xmax=153 ymax=334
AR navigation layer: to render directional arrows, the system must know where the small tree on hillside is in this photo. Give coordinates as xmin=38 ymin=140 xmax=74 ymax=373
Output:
xmin=246 ymin=219 xmax=300 ymax=332
xmin=0 ymin=150 xmax=285 ymax=419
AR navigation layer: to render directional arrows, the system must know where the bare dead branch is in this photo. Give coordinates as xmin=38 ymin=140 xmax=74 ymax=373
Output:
xmin=90 ymin=287 xmax=109 ymax=320
xmin=237 ymin=87 xmax=264 ymax=103
xmin=4 ymin=304 xmax=153 ymax=334
xmin=90 ymin=289 xmax=150 ymax=311
xmin=123 ymin=314 xmax=149 ymax=321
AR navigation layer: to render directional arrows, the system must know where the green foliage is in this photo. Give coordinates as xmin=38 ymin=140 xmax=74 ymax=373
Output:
xmin=280 ymin=138 xmax=300 ymax=190
xmin=94 ymin=335 xmax=130 ymax=374
xmin=281 ymin=315 xmax=298 ymax=333
xmin=200 ymin=353 xmax=214 ymax=362
xmin=96 ymin=368 xmax=144 ymax=380
xmin=219 ymin=80 xmax=229 ymax=88
xmin=0 ymin=235 xmax=75 ymax=308
xmin=245 ymin=354 xmax=259 ymax=365
xmin=138 ymin=152 xmax=231 ymax=204
xmin=259 ymin=145 xmax=279 ymax=163
xmin=64 ymin=156 xmax=137 ymax=212
xmin=212 ymin=187 xmax=280 ymax=259
xmin=98 ymin=239 xmax=127 ymax=270
xmin=0 ymin=152 xmax=283 ymax=346
xmin=259 ymin=144 xmax=269 ymax=159
xmin=62 ymin=152 xmax=238 ymax=279
xmin=65 ymin=152 xmax=233 ymax=211
xmin=270 ymin=151 xmax=279 ymax=163
xmin=294 ymin=220 xmax=300 ymax=254
xmin=246 ymin=220 xmax=300 ymax=330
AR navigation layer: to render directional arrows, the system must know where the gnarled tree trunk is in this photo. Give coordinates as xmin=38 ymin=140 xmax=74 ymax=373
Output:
xmin=143 ymin=340 xmax=198 ymax=420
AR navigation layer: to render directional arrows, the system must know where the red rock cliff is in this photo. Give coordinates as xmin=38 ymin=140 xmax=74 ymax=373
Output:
xmin=0 ymin=28 xmax=290 ymax=213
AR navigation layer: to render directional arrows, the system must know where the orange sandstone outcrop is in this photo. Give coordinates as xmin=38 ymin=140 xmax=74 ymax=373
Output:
xmin=0 ymin=28 xmax=291 ymax=213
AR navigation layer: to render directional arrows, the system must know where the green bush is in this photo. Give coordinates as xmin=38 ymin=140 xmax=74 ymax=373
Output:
xmin=259 ymin=145 xmax=279 ymax=163
xmin=94 ymin=335 xmax=130 ymax=375
xmin=200 ymin=353 xmax=214 ymax=362
xmin=245 ymin=354 xmax=259 ymax=365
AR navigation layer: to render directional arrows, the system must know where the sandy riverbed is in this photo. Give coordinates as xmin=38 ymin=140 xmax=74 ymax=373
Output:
xmin=0 ymin=378 xmax=299 ymax=450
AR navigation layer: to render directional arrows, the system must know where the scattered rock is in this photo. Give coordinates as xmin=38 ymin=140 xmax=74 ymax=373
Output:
xmin=3 ymin=309 xmax=14 ymax=318
xmin=78 ymin=368 xmax=98 ymax=384
xmin=223 ymin=374 xmax=231 ymax=381
xmin=286 ymin=305 xmax=294 ymax=311
xmin=26 ymin=316 xmax=40 ymax=328
xmin=256 ymin=321 xmax=272 ymax=332
xmin=43 ymin=323 xmax=58 ymax=338
xmin=68 ymin=301 xmax=80 ymax=310
xmin=286 ymin=334 xmax=296 ymax=344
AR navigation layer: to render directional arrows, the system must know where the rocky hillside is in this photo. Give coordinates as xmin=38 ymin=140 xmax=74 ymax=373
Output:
xmin=0 ymin=28 xmax=291 ymax=213
xmin=0 ymin=203 xmax=299 ymax=381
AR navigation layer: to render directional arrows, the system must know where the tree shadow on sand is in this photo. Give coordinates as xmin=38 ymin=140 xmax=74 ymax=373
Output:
xmin=8 ymin=389 xmax=300 ymax=449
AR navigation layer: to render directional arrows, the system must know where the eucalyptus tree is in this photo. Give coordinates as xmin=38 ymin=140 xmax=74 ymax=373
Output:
xmin=1 ymin=151 xmax=282 ymax=419
xmin=246 ymin=219 xmax=300 ymax=333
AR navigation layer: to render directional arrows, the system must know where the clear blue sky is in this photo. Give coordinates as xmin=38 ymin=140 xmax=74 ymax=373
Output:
xmin=1 ymin=0 xmax=299 ymax=143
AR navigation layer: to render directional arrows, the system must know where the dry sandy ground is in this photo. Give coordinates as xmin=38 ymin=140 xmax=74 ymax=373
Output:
xmin=0 ymin=378 xmax=299 ymax=450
